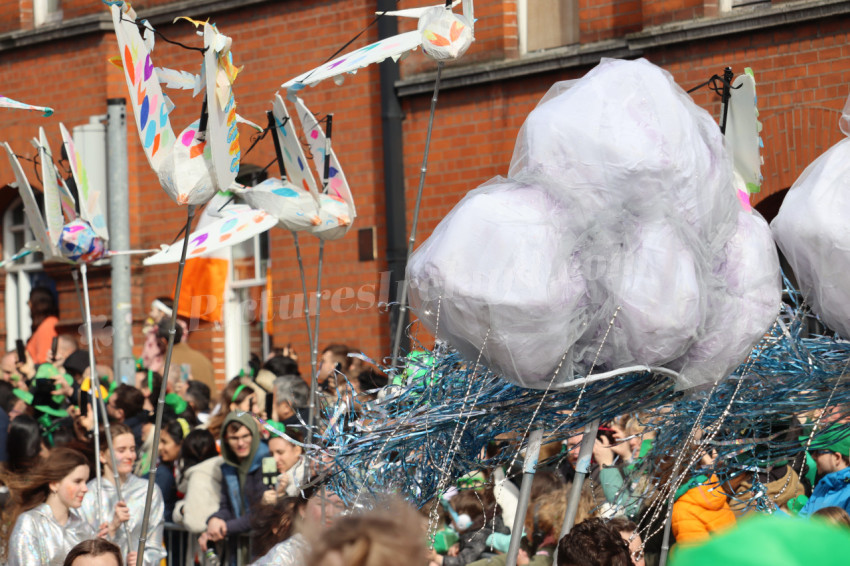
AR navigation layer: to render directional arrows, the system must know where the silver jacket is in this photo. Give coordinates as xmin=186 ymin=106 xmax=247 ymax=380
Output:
xmin=250 ymin=533 xmax=309 ymax=566
xmin=8 ymin=503 xmax=96 ymax=566
xmin=79 ymin=474 xmax=167 ymax=566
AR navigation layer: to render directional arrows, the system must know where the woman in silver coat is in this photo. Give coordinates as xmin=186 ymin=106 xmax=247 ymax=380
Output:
xmin=2 ymin=447 xmax=133 ymax=566
xmin=79 ymin=423 xmax=166 ymax=566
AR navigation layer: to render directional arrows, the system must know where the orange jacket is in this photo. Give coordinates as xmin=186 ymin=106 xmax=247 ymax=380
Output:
xmin=671 ymin=474 xmax=736 ymax=544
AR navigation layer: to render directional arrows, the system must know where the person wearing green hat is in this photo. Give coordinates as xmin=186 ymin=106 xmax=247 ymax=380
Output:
xmin=799 ymin=425 xmax=850 ymax=517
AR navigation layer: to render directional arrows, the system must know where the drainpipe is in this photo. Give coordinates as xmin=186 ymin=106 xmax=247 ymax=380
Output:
xmin=378 ymin=0 xmax=409 ymax=356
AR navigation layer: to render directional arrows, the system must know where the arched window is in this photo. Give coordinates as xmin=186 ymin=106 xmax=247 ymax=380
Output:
xmin=3 ymin=198 xmax=45 ymax=350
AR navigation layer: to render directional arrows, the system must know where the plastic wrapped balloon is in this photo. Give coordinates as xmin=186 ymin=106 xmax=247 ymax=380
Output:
xmin=408 ymin=179 xmax=588 ymax=389
xmin=60 ymin=219 xmax=106 ymax=263
xmin=418 ymin=6 xmax=474 ymax=61
xmin=772 ymin=135 xmax=850 ymax=339
xmin=408 ymin=58 xmax=781 ymax=390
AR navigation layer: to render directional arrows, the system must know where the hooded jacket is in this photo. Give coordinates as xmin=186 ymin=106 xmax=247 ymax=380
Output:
xmin=671 ymin=474 xmax=736 ymax=544
xmin=799 ymin=466 xmax=850 ymax=517
xmin=729 ymin=465 xmax=805 ymax=517
xmin=209 ymin=411 xmax=269 ymax=535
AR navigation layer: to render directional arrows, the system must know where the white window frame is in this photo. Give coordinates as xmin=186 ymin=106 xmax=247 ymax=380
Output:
xmin=33 ymin=0 xmax=63 ymax=26
xmin=3 ymin=198 xmax=44 ymax=351
xmin=223 ymin=207 xmax=270 ymax=378
xmin=517 ymin=0 xmax=579 ymax=55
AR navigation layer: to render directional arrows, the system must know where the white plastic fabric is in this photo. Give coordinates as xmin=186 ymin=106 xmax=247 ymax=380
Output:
xmin=407 ymin=58 xmax=781 ymax=390
xmin=771 ymin=131 xmax=850 ymax=339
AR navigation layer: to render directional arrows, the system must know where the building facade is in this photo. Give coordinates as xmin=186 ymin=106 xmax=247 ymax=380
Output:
xmin=0 ymin=0 xmax=847 ymax=389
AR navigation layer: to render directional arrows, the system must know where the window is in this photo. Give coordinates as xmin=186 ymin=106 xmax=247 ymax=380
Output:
xmin=723 ymin=0 xmax=770 ymax=10
xmin=223 ymin=166 xmax=271 ymax=377
xmin=518 ymin=0 xmax=579 ymax=54
xmin=33 ymin=0 xmax=62 ymax=26
xmin=3 ymin=199 xmax=46 ymax=351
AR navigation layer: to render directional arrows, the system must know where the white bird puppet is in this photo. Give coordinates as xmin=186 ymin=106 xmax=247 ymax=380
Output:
xmin=234 ymin=94 xmax=356 ymax=241
xmin=109 ymin=1 xmax=242 ymax=205
xmin=0 ymin=95 xmax=54 ymax=116
xmin=282 ymin=0 xmax=474 ymax=92
xmin=3 ymin=124 xmax=110 ymax=264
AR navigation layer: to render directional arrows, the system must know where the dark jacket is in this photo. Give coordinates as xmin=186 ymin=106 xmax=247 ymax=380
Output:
xmin=443 ymin=515 xmax=508 ymax=566
xmin=209 ymin=411 xmax=270 ymax=535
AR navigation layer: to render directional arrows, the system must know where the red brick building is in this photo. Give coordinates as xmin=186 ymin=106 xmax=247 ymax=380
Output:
xmin=0 ymin=0 xmax=847 ymax=390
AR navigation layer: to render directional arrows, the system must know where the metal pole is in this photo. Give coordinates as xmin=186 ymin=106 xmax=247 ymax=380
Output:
xmin=106 ymin=98 xmax=134 ymax=385
xmin=658 ymin=496 xmax=675 ymax=566
xmin=136 ymin=205 xmax=196 ymax=566
xmin=505 ymin=429 xmax=544 ymax=566
xmin=557 ymin=419 xmax=601 ymax=551
xmin=83 ymin=262 xmax=132 ymax=548
xmin=306 ymin=114 xmax=333 ymax=472
xmin=79 ymin=264 xmax=103 ymax=529
xmin=391 ymin=61 xmax=444 ymax=366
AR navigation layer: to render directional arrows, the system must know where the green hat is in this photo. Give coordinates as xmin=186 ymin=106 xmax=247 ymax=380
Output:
xmin=12 ymin=388 xmax=68 ymax=418
xmin=265 ymin=420 xmax=286 ymax=438
xmin=164 ymin=393 xmax=188 ymax=415
xmin=671 ymin=514 xmax=850 ymax=566
xmin=800 ymin=425 xmax=850 ymax=457
xmin=12 ymin=389 xmax=33 ymax=405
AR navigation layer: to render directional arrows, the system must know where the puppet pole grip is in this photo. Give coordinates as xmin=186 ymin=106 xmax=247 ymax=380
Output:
xmin=505 ymin=428 xmax=544 ymax=566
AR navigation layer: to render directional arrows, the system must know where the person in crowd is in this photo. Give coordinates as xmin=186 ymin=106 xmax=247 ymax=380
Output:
xmin=174 ymin=429 xmax=223 ymax=532
xmin=80 ymin=424 xmax=164 ymax=566
xmin=261 ymin=423 xmax=306 ymax=502
xmin=156 ymin=417 xmax=190 ymax=522
xmin=309 ymin=498 xmax=427 ymax=566
xmin=670 ymin=472 xmax=736 ymax=544
xmin=799 ymin=425 xmax=850 ymax=516
xmin=2 ymin=447 xmax=132 ymax=566
xmin=251 ymin=486 xmax=344 ymax=565
xmin=173 ymin=428 xmax=223 ymax=566
xmin=134 ymin=369 xmax=163 ymax=415
xmin=812 ymin=506 xmax=850 ymax=527
xmin=63 ymin=539 xmax=124 ymax=566
xmin=250 ymin=495 xmax=308 ymax=564
xmin=26 ymin=287 xmax=59 ymax=365
xmin=5 ymin=414 xmax=49 ymax=474
xmin=183 ymin=380 xmax=212 ymax=424
xmin=106 ymin=385 xmax=148 ymax=449
xmin=202 ymin=411 xmax=270 ymax=560
xmin=318 ymin=344 xmax=362 ymax=396
xmin=1 ymin=352 xmax=20 ymax=383
xmin=556 ymin=518 xmax=632 ymax=566
xmin=263 ymin=354 xmax=301 ymax=380
xmin=272 ymin=376 xmax=310 ymax=427
xmin=608 ymin=517 xmax=645 ymax=566
xmin=206 ymin=378 xmax=258 ymax=439
xmin=161 ymin=319 xmax=216 ymax=391
xmin=427 ymin=487 xmax=507 ymax=566
xmin=141 ymin=298 xmax=172 ymax=372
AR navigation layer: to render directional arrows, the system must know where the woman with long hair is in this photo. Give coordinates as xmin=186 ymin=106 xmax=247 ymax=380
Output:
xmin=155 ymin=417 xmax=190 ymax=522
xmin=79 ymin=424 xmax=165 ymax=566
xmin=2 ymin=447 xmax=131 ymax=566
xmin=5 ymin=414 xmax=49 ymax=474
xmin=174 ymin=429 xmax=222 ymax=533
xmin=250 ymin=484 xmax=345 ymax=566
xmin=173 ymin=429 xmax=223 ymax=565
